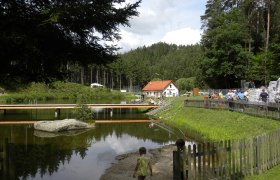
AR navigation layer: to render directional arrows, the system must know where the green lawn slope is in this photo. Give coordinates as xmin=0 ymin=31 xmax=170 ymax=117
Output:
xmin=155 ymin=96 xmax=280 ymax=179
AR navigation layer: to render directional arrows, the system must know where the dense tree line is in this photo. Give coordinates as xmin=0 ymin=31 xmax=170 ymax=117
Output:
xmin=114 ymin=43 xmax=202 ymax=91
xmin=0 ymin=0 xmax=141 ymax=88
xmin=64 ymin=43 xmax=202 ymax=92
xmin=200 ymin=0 xmax=280 ymax=88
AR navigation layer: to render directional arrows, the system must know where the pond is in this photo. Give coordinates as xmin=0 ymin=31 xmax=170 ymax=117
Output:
xmin=0 ymin=105 xmax=189 ymax=180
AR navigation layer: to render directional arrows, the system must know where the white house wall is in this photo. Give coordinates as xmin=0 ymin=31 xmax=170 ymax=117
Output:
xmin=163 ymin=83 xmax=179 ymax=97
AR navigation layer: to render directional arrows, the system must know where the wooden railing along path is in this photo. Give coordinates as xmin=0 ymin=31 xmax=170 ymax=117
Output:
xmin=0 ymin=104 xmax=158 ymax=116
xmin=184 ymin=98 xmax=280 ymax=120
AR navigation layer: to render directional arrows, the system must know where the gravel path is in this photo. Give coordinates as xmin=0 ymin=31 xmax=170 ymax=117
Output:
xmin=100 ymin=144 xmax=176 ymax=180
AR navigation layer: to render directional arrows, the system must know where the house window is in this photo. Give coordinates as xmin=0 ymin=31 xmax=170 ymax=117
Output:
xmin=170 ymin=84 xmax=172 ymax=88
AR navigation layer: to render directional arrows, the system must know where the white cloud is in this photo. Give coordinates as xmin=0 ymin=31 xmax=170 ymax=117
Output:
xmin=161 ymin=27 xmax=202 ymax=45
xmin=116 ymin=0 xmax=207 ymax=52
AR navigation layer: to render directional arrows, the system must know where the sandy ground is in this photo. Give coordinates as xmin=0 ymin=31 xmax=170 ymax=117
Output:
xmin=100 ymin=144 xmax=176 ymax=180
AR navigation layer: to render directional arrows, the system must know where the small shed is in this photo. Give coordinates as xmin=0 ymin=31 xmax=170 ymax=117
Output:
xmin=90 ymin=83 xmax=103 ymax=88
xmin=142 ymin=80 xmax=179 ymax=98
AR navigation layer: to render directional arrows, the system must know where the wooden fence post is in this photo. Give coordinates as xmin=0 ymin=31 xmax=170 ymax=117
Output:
xmin=188 ymin=145 xmax=192 ymax=180
xmin=197 ymin=144 xmax=202 ymax=180
xmin=173 ymin=151 xmax=181 ymax=180
xmin=207 ymin=142 xmax=211 ymax=179
xmin=193 ymin=144 xmax=197 ymax=179
xmin=227 ymin=140 xmax=232 ymax=179
xmin=202 ymin=143 xmax=206 ymax=179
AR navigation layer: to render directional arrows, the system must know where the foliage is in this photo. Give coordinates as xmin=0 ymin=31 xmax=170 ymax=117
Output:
xmin=200 ymin=5 xmax=251 ymax=88
xmin=74 ymin=104 xmax=93 ymax=121
xmin=269 ymin=44 xmax=280 ymax=80
xmin=200 ymin=0 xmax=280 ymax=88
xmin=0 ymin=0 xmax=141 ymax=85
xmin=0 ymin=87 xmax=5 ymax=94
xmin=175 ymin=77 xmax=196 ymax=92
xmin=110 ymin=43 xmax=202 ymax=88
xmin=0 ymin=81 xmax=126 ymax=103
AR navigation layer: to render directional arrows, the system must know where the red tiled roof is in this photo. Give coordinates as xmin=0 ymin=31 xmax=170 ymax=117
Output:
xmin=142 ymin=80 xmax=173 ymax=91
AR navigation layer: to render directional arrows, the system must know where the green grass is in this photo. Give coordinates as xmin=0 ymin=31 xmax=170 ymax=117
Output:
xmin=156 ymin=96 xmax=280 ymax=179
xmin=244 ymin=165 xmax=280 ymax=180
xmin=157 ymin=97 xmax=280 ymax=141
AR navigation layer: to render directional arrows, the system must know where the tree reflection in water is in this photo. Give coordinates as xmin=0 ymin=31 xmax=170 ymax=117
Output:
xmin=0 ymin=122 xmax=184 ymax=180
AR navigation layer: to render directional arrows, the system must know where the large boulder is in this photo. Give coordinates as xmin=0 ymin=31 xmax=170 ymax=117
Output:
xmin=34 ymin=119 xmax=94 ymax=132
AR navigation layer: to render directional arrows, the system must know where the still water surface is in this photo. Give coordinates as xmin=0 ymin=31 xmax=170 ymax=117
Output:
xmin=0 ymin=104 xmax=185 ymax=180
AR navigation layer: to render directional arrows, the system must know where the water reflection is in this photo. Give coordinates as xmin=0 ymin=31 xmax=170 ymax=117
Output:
xmin=0 ymin=108 xmax=148 ymax=121
xmin=0 ymin=122 xmax=183 ymax=180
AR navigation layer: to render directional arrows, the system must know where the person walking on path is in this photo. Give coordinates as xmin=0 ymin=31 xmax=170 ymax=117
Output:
xmin=133 ymin=147 xmax=153 ymax=180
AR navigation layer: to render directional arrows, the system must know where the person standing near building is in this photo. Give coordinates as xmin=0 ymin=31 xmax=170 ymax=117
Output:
xmin=133 ymin=147 xmax=152 ymax=180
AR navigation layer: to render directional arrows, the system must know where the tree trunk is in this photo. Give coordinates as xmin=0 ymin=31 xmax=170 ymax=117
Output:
xmin=96 ymin=67 xmax=99 ymax=83
xmin=103 ymin=71 xmax=106 ymax=87
xmin=266 ymin=0 xmax=270 ymax=51
xmin=90 ymin=66 xmax=93 ymax=84
xmin=111 ymin=72 xmax=114 ymax=89
xmin=119 ymin=74 xmax=122 ymax=91
xmin=81 ymin=67 xmax=84 ymax=84
xmin=129 ymin=78 xmax=133 ymax=92
xmin=265 ymin=0 xmax=270 ymax=86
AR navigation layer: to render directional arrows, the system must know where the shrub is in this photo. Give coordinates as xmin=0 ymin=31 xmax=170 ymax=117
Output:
xmin=74 ymin=104 xmax=94 ymax=121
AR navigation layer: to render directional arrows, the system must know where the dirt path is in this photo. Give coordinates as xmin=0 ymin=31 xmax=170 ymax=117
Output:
xmin=100 ymin=144 xmax=176 ymax=180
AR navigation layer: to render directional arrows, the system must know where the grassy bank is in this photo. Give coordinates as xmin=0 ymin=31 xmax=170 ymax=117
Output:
xmin=157 ymin=97 xmax=280 ymax=141
xmin=0 ymin=81 xmax=133 ymax=104
xmin=155 ymin=96 xmax=280 ymax=179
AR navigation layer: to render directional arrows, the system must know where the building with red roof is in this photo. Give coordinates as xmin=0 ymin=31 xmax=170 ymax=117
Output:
xmin=142 ymin=80 xmax=179 ymax=98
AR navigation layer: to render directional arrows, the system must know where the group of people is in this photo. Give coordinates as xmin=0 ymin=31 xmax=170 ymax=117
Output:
xmin=209 ymin=89 xmax=270 ymax=103
xmin=209 ymin=89 xmax=248 ymax=101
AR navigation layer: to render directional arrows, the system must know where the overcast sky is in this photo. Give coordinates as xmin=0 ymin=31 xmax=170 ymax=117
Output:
xmin=116 ymin=0 xmax=207 ymax=53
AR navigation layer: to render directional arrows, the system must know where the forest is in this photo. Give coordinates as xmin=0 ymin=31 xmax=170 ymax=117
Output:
xmin=1 ymin=0 xmax=280 ymax=91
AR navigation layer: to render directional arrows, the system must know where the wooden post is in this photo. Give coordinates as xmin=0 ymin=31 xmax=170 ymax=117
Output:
xmin=239 ymin=139 xmax=243 ymax=178
xmin=232 ymin=139 xmax=236 ymax=179
xmin=227 ymin=140 xmax=231 ymax=178
xmin=198 ymin=144 xmax=202 ymax=180
xmin=202 ymin=143 xmax=206 ymax=179
xmin=187 ymin=145 xmax=192 ymax=180
xmin=55 ymin=108 xmax=61 ymax=118
xmin=173 ymin=151 xmax=181 ymax=180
